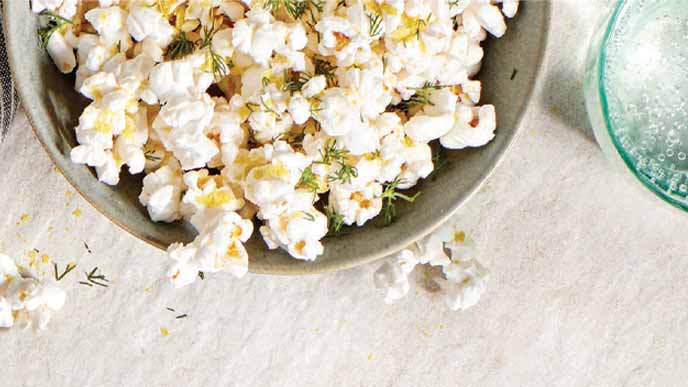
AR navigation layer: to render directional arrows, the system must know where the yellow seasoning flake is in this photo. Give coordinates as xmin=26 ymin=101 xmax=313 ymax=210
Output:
xmin=453 ymin=230 xmax=465 ymax=243
xmin=368 ymin=353 xmax=374 ymax=361
xmin=93 ymin=110 xmax=118 ymax=134
xmin=41 ymin=254 xmax=50 ymax=263
xmin=27 ymin=250 xmax=38 ymax=260
xmin=160 ymin=328 xmax=170 ymax=337
xmin=65 ymin=191 xmax=74 ymax=198
xmin=252 ymin=163 xmax=290 ymax=180
xmin=72 ymin=208 xmax=82 ymax=217
xmin=20 ymin=213 xmax=30 ymax=223
xmin=195 ymin=190 xmax=233 ymax=208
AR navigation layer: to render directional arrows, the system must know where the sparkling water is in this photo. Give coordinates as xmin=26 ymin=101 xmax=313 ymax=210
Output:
xmin=602 ymin=0 xmax=688 ymax=202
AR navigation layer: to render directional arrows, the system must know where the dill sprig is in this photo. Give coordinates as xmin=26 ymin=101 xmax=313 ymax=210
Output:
xmin=381 ymin=177 xmax=421 ymax=225
xmin=302 ymin=211 xmax=316 ymax=221
xmin=79 ymin=267 xmax=109 ymax=287
xmin=198 ymin=271 xmax=205 ymax=280
xmin=144 ymin=148 xmax=162 ymax=162
xmin=266 ymin=0 xmax=323 ymax=22
xmin=166 ymin=31 xmax=196 ymax=60
xmin=53 ymin=262 xmax=76 ymax=281
xmin=393 ymin=82 xmax=447 ymax=112
xmin=327 ymin=163 xmax=358 ymax=184
xmin=394 ymin=93 xmax=433 ymax=112
xmin=198 ymin=26 xmax=230 ymax=80
xmin=314 ymin=58 xmax=338 ymax=87
xmin=312 ymin=140 xmax=358 ymax=184
xmin=427 ymin=147 xmax=449 ymax=181
xmin=409 ymin=81 xmax=449 ymax=91
xmin=314 ymin=140 xmax=347 ymax=165
xmin=283 ymin=71 xmax=313 ymax=92
xmin=298 ymin=166 xmax=320 ymax=193
xmin=324 ymin=207 xmax=346 ymax=236
xmin=37 ymin=10 xmax=73 ymax=49
xmin=368 ymin=13 xmax=383 ymax=37
xmin=259 ymin=95 xmax=277 ymax=114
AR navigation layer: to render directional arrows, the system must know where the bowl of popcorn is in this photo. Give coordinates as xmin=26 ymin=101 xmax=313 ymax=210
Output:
xmin=4 ymin=0 xmax=549 ymax=284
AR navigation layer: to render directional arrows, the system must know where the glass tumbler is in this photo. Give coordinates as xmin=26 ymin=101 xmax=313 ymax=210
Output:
xmin=584 ymin=0 xmax=688 ymax=212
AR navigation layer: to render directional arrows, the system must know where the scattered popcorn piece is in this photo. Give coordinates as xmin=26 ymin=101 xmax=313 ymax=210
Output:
xmin=166 ymin=212 xmax=253 ymax=288
xmin=443 ymin=259 xmax=489 ymax=311
xmin=0 ymin=254 xmax=66 ymax=330
xmin=373 ymin=249 xmax=417 ymax=304
xmin=373 ymin=224 xmax=488 ymax=311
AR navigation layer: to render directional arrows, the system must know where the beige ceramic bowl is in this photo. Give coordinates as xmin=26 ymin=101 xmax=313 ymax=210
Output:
xmin=4 ymin=2 xmax=550 ymax=275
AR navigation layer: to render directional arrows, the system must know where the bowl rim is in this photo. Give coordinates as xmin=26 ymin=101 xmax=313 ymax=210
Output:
xmin=4 ymin=3 xmax=551 ymax=276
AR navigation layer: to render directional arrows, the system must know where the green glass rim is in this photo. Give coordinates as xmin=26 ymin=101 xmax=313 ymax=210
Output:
xmin=598 ymin=0 xmax=688 ymax=212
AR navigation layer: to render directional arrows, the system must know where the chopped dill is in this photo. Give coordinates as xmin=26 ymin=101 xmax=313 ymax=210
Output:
xmin=166 ymin=31 xmax=196 ymax=60
xmin=37 ymin=11 xmax=73 ymax=49
xmin=380 ymin=177 xmax=421 ymax=225
xmin=53 ymin=262 xmax=76 ymax=281
xmin=80 ymin=267 xmax=109 ymax=287
xmin=298 ymin=166 xmax=320 ymax=193
xmin=427 ymin=146 xmax=449 ymax=181
xmin=324 ymin=207 xmax=346 ymax=237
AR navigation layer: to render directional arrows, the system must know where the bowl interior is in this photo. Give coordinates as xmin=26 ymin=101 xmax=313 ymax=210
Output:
xmin=4 ymin=2 xmax=549 ymax=275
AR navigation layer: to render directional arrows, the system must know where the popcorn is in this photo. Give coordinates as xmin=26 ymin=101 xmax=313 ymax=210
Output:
xmin=443 ymin=259 xmax=489 ymax=311
xmin=314 ymin=88 xmax=358 ymax=136
xmin=440 ymin=104 xmax=497 ymax=149
xmin=328 ymin=182 xmax=383 ymax=226
xmin=182 ymin=169 xmax=245 ymax=230
xmin=85 ymin=7 xmax=130 ymax=48
xmin=373 ymin=224 xmax=488 ymax=310
xmin=167 ymin=212 xmax=254 ymax=288
xmin=301 ymin=75 xmax=327 ymax=98
xmin=152 ymin=94 xmax=219 ymax=170
xmin=126 ymin=6 xmax=175 ymax=48
xmin=244 ymin=141 xmax=311 ymax=217
xmin=403 ymin=88 xmax=457 ymax=143
xmin=139 ymin=164 xmax=185 ymax=222
xmin=31 ymin=0 xmax=64 ymax=14
xmin=373 ymin=249 xmax=417 ymax=304
xmin=0 ymin=254 xmax=66 ymax=330
xmin=46 ymin=31 xmax=76 ymax=74
xmin=148 ymin=53 xmax=214 ymax=103
xmin=35 ymin=0 xmax=517 ymax=275
xmin=259 ymin=190 xmax=327 ymax=261
xmin=458 ymin=0 xmax=509 ymax=39
xmin=379 ymin=127 xmax=433 ymax=187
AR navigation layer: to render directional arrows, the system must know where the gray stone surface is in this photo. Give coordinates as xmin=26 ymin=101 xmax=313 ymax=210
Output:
xmin=4 ymin=1 xmax=688 ymax=386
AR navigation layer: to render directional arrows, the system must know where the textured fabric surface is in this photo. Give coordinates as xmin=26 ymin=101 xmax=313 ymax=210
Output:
xmin=10 ymin=1 xmax=688 ymax=386
xmin=0 ymin=0 xmax=19 ymax=142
